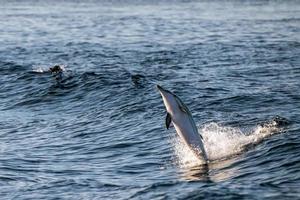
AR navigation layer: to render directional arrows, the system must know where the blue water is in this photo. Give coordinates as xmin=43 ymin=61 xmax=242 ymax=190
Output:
xmin=0 ymin=0 xmax=300 ymax=199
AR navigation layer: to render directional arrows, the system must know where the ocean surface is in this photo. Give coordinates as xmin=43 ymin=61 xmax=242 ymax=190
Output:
xmin=0 ymin=0 xmax=300 ymax=199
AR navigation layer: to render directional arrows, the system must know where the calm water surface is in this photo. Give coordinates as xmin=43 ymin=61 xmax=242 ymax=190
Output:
xmin=0 ymin=0 xmax=300 ymax=199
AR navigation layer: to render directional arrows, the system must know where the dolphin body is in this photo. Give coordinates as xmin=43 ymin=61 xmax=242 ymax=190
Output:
xmin=157 ymin=85 xmax=208 ymax=163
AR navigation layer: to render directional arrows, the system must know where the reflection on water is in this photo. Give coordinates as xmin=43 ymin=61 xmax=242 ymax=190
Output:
xmin=179 ymin=156 xmax=241 ymax=182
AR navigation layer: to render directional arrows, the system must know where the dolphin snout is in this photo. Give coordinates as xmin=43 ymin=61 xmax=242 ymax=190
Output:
xmin=156 ymin=85 xmax=167 ymax=93
xmin=156 ymin=85 xmax=163 ymax=91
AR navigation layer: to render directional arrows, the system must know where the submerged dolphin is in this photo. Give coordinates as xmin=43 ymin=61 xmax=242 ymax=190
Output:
xmin=157 ymin=85 xmax=208 ymax=163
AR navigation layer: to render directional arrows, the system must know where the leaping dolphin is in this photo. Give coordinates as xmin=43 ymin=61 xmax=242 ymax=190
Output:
xmin=157 ymin=85 xmax=208 ymax=164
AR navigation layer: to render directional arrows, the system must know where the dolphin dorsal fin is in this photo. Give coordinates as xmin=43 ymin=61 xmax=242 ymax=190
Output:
xmin=178 ymin=101 xmax=190 ymax=115
xmin=166 ymin=113 xmax=172 ymax=129
xmin=174 ymin=96 xmax=190 ymax=114
xmin=179 ymin=104 xmax=188 ymax=114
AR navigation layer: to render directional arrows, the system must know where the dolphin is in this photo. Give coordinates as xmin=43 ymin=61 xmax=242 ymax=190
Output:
xmin=157 ymin=85 xmax=208 ymax=163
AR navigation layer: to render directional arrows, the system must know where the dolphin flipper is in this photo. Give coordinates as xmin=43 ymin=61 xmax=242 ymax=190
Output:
xmin=166 ymin=113 xmax=172 ymax=129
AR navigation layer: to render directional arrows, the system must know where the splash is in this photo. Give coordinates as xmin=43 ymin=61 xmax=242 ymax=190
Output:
xmin=32 ymin=66 xmax=47 ymax=73
xmin=171 ymin=119 xmax=285 ymax=169
xmin=32 ymin=65 xmax=66 ymax=73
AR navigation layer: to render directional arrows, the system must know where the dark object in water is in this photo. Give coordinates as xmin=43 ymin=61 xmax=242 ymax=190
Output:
xmin=259 ymin=116 xmax=290 ymax=128
xmin=272 ymin=116 xmax=290 ymax=127
xmin=49 ymin=65 xmax=64 ymax=82
xmin=131 ymin=74 xmax=146 ymax=87
xmin=49 ymin=65 xmax=63 ymax=73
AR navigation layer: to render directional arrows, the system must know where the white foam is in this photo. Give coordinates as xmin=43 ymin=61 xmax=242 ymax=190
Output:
xmin=32 ymin=66 xmax=46 ymax=73
xmin=171 ymin=122 xmax=282 ymax=169
xmin=57 ymin=65 xmax=66 ymax=72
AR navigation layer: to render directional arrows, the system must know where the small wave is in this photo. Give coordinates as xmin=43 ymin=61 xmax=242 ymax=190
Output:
xmin=0 ymin=61 xmax=27 ymax=75
xmin=172 ymin=117 xmax=287 ymax=168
